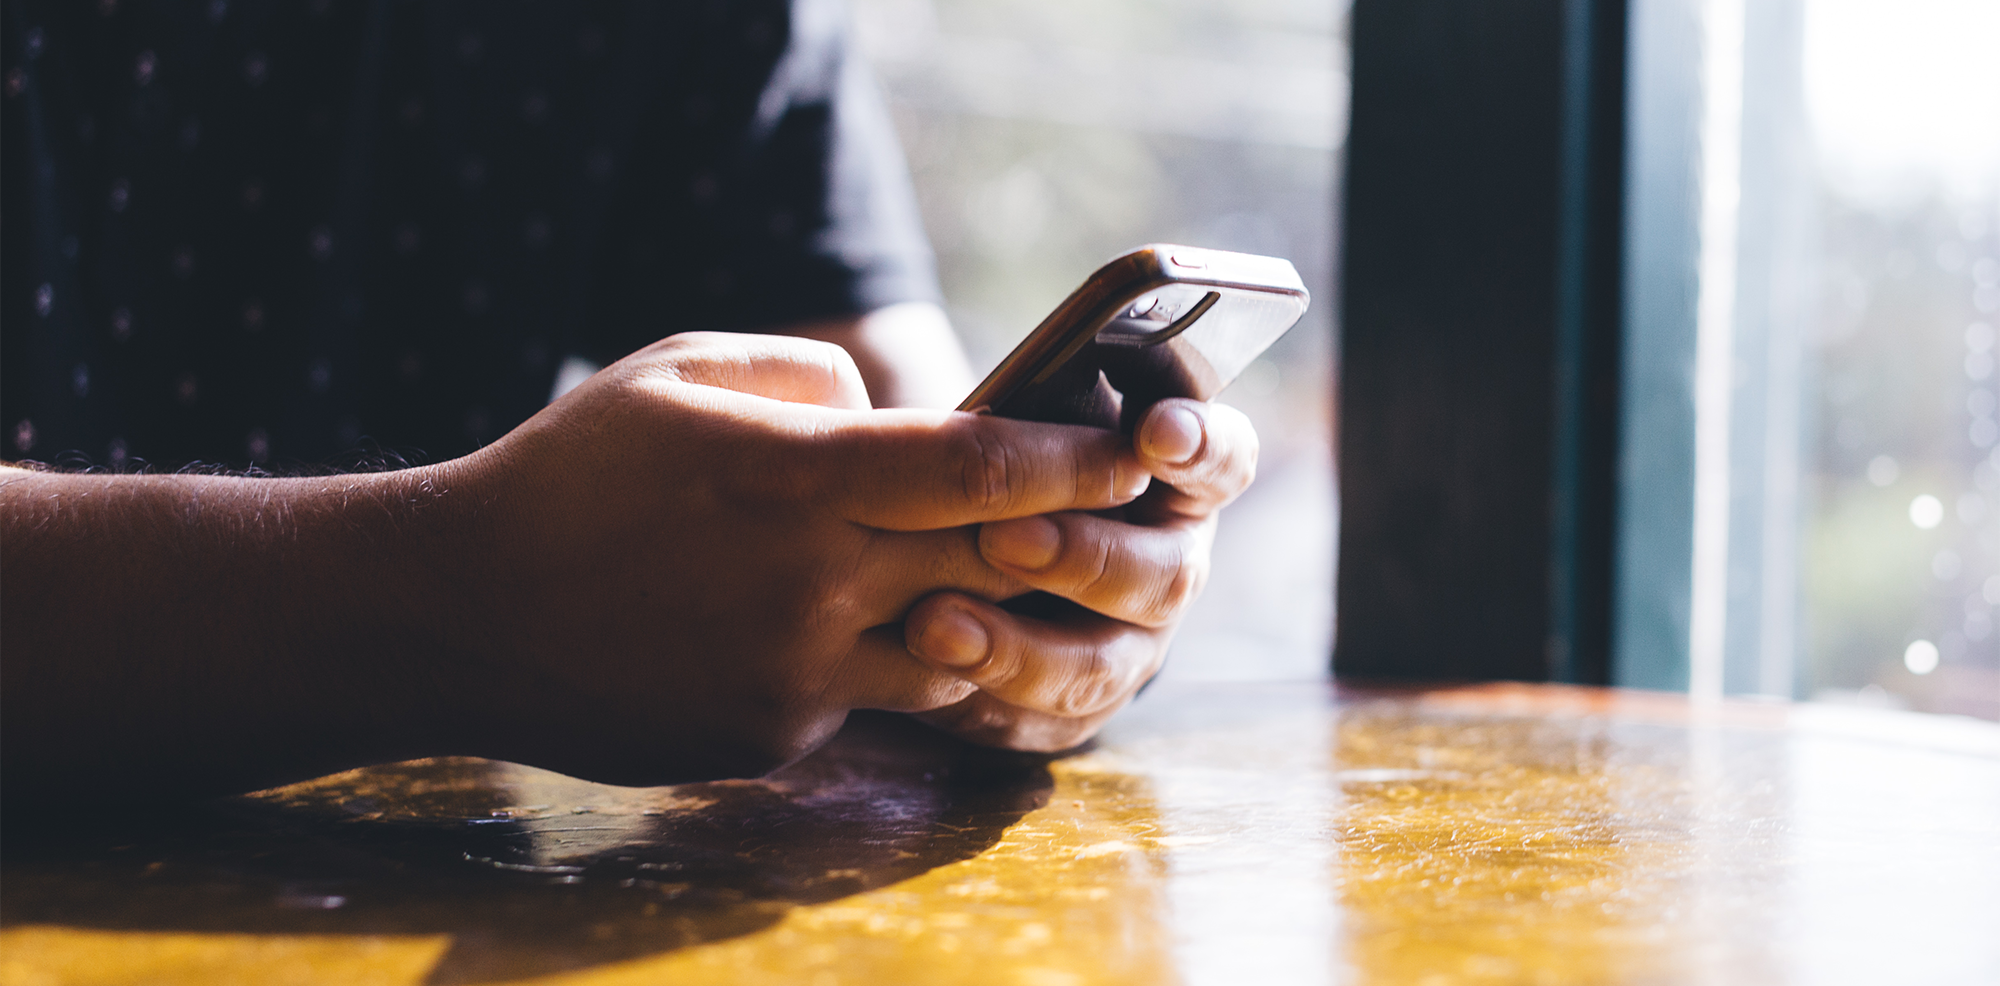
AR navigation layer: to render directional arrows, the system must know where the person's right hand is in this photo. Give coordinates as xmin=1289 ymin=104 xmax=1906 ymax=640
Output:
xmin=438 ymin=331 xmax=1153 ymax=784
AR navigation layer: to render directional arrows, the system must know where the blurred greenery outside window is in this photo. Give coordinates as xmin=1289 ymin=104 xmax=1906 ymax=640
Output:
xmin=1626 ymin=0 xmax=1997 ymax=719
xmin=851 ymin=0 xmax=1349 ymax=683
xmin=1796 ymin=0 xmax=2000 ymax=718
xmin=1745 ymin=0 xmax=1997 ymax=718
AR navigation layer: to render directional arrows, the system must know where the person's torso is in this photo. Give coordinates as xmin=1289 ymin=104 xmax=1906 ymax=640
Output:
xmin=4 ymin=0 xmax=863 ymax=468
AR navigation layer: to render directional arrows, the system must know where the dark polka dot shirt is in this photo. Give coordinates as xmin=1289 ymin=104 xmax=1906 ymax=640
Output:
xmin=3 ymin=0 xmax=940 ymax=470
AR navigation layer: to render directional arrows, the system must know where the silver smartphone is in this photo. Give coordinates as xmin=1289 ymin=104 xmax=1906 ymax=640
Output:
xmin=959 ymin=244 xmax=1310 ymax=430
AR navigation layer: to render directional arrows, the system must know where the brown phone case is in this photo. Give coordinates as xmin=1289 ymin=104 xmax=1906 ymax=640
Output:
xmin=959 ymin=244 xmax=1310 ymax=431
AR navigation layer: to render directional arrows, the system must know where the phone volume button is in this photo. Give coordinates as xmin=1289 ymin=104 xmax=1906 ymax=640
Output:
xmin=1168 ymin=253 xmax=1207 ymax=269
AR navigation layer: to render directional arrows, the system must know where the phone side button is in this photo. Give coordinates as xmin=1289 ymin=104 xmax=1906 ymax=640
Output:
xmin=1168 ymin=253 xmax=1207 ymax=269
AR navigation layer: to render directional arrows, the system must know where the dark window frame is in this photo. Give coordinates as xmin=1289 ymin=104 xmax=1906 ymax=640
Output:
xmin=1334 ymin=0 xmax=1629 ymax=684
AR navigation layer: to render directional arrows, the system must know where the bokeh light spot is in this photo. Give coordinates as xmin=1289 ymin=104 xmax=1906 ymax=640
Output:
xmin=1903 ymin=639 xmax=1940 ymax=675
xmin=1909 ymin=494 xmax=1944 ymax=529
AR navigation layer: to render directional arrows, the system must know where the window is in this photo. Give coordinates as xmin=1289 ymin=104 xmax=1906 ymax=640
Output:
xmin=1793 ymin=0 xmax=2000 ymax=716
xmin=1620 ymin=0 xmax=1999 ymax=719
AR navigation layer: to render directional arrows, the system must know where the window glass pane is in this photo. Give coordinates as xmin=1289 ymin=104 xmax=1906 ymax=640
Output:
xmin=853 ymin=0 xmax=1348 ymax=681
xmin=1796 ymin=0 xmax=2000 ymax=717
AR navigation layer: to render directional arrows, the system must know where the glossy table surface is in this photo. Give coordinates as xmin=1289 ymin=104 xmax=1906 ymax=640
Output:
xmin=3 ymin=681 xmax=1997 ymax=986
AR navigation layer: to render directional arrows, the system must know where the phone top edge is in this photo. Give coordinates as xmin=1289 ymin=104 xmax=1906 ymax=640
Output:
xmin=1123 ymin=243 xmax=1309 ymax=296
xmin=958 ymin=243 xmax=1311 ymax=413
xmin=955 ymin=251 xmax=1162 ymax=412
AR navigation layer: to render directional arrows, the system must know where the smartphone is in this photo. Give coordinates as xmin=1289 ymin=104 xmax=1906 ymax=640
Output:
xmin=959 ymin=244 xmax=1310 ymax=431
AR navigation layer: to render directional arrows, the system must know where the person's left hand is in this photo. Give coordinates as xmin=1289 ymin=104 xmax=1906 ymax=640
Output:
xmin=900 ymin=398 xmax=1258 ymax=751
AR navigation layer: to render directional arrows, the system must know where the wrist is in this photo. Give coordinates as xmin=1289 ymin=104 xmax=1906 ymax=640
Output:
xmin=266 ymin=460 xmax=496 ymax=764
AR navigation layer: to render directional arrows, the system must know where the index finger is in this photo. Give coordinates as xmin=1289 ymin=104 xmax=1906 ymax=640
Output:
xmin=820 ymin=411 xmax=1152 ymax=531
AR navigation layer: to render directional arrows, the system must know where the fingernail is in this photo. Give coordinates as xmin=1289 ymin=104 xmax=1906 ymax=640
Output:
xmin=1114 ymin=456 xmax=1153 ymax=498
xmin=916 ymin=608 xmax=989 ymax=668
xmin=1142 ymin=405 xmax=1205 ymax=465
xmin=982 ymin=516 xmax=1061 ymax=570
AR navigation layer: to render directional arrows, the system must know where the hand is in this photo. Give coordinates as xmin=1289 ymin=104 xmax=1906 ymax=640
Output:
xmin=444 ymin=332 xmax=1155 ymax=783
xmin=1 ymin=328 xmax=1248 ymax=798
xmin=901 ymin=398 xmax=1259 ymax=752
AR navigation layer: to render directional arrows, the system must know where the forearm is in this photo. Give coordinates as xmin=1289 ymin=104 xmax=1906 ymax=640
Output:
xmin=0 ymin=463 xmax=479 ymax=802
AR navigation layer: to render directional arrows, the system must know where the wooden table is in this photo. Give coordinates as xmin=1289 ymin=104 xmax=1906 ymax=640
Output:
xmin=4 ymin=681 xmax=1997 ymax=985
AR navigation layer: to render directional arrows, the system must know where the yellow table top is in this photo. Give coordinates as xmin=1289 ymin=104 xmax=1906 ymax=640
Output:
xmin=4 ymin=681 xmax=1997 ymax=985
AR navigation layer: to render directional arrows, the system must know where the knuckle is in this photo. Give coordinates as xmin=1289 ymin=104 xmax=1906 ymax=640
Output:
xmin=1152 ymin=551 xmax=1204 ymax=624
xmin=941 ymin=704 xmax=1097 ymax=753
xmin=959 ymin=422 xmax=1017 ymax=515
xmin=983 ymin=714 xmax=1063 ymax=752
xmin=795 ymin=338 xmax=865 ymax=398
xmin=1050 ymin=649 xmax=1118 ymax=717
xmin=1012 ymin=717 xmax=1097 ymax=753
xmin=923 ymin=677 xmax=981 ymax=709
xmin=984 ymin=716 xmax=1036 ymax=750
xmin=1074 ymin=531 xmax=1118 ymax=598
xmin=803 ymin=575 xmax=865 ymax=633
xmin=1001 ymin=728 xmax=1063 ymax=753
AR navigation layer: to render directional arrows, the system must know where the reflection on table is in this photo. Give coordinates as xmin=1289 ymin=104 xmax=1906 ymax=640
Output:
xmin=4 ymin=682 xmax=1997 ymax=985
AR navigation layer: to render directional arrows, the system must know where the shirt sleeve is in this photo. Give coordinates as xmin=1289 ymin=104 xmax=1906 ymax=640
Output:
xmin=809 ymin=0 xmax=943 ymax=318
xmin=575 ymin=0 xmax=942 ymax=367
